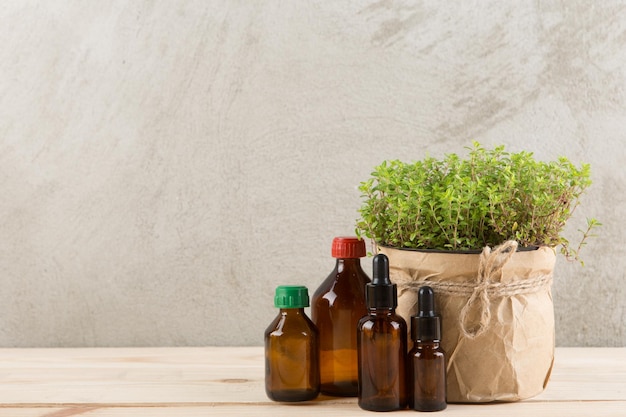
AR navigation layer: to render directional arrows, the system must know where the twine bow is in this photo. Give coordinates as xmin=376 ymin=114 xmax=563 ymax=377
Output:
xmin=458 ymin=240 xmax=517 ymax=339
xmin=390 ymin=240 xmax=553 ymax=340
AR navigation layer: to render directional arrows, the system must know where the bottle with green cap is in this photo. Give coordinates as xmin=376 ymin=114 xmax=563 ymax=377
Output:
xmin=357 ymin=254 xmax=407 ymax=411
xmin=408 ymin=285 xmax=447 ymax=411
xmin=265 ymin=285 xmax=320 ymax=402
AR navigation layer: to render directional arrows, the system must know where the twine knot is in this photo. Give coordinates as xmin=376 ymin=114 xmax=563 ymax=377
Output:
xmin=458 ymin=240 xmax=517 ymax=339
xmin=390 ymin=240 xmax=553 ymax=340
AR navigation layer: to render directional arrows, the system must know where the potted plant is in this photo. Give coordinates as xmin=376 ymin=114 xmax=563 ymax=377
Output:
xmin=356 ymin=142 xmax=599 ymax=403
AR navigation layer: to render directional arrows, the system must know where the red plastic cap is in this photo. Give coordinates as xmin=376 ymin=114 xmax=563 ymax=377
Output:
xmin=331 ymin=237 xmax=366 ymax=259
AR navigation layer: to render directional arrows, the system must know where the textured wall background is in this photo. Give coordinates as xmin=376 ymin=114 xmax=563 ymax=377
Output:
xmin=0 ymin=1 xmax=624 ymax=347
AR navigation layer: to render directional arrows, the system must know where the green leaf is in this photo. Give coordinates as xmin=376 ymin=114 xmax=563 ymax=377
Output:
xmin=355 ymin=142 xmax=598 ymax=257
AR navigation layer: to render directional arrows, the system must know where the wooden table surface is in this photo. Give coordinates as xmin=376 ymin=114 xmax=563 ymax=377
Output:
xmin=0 ymin=347 xmax=624 ymax=416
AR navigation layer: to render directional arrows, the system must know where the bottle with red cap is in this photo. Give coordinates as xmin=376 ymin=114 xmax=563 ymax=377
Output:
xmin=311 ymin=237 xmax=371 ymax=396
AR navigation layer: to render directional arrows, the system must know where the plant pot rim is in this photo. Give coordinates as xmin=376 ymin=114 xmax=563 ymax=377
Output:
xmin=376 ymin=243 xmax=541 ymax=255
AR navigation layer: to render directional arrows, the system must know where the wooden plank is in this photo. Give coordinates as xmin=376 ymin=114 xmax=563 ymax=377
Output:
xmin=534 ymin=347 xmax=626 ymax=401
xmin=0 ymin=347 xmax=266 ymax=404
xmin=1 ymin=402 xmax=626 ymax=417
xmin=0 ymin=347 xmax=623 ymax=416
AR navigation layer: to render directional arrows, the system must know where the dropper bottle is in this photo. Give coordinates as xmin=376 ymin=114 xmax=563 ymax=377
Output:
xmin=408 ymin=286 xmax=447 ymax=411
xmin=357 ymin=253 xmax=407 ymax=411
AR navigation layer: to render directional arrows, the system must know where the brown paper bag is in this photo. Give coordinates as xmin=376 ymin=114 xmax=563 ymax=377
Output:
xmin=377 ymin=241 xmax=556 ymax=403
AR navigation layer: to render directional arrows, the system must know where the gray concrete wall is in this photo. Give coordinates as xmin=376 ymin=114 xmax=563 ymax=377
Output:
xmin=0 ymin=1 xmax=624 ymax=347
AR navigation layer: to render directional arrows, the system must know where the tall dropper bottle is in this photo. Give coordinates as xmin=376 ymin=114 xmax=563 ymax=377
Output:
xmin=408 ymin=286 xmax=447 ymax=411
xmin=357 ymin=254 xmax=407 ymax=411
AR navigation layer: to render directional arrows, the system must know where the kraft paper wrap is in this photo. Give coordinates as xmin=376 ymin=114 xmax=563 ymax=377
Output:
xmin=377 ymin=241 xmax=556 ymax=403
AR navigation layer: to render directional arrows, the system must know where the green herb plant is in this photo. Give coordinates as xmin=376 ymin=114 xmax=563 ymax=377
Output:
xmin=356 ymin=142 xmax=600 ymax=263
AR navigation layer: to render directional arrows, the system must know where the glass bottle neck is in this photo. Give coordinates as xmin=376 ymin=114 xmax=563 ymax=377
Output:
xmin=368 ymin=307 xmax=394 ymax=316
xmin=279 ymin=308 xmax=306 ymax=315
xmin=414 ymin=339 xmax=441 ymax=346
xmin=336 ymin=258 xmax=362 ymax=273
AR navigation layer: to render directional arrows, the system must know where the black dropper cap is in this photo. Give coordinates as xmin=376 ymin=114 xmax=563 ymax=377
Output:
xmin=366 ymin=254 xmax=397 ymax=309
xmin=411 ymin=286 xmax=442 ymax=342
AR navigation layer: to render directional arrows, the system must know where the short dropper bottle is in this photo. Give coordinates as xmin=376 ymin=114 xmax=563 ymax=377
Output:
xmin=408 ymin=286 xmax=447 ymax=411
xmin=357 ymin=254 xmax=407 ymax=411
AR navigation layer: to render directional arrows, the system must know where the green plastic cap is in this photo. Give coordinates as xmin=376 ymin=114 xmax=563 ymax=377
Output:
xmin=274 ymin=285 xmax=310 ymax=308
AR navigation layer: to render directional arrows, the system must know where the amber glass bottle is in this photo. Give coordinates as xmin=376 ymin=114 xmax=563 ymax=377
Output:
xmin=312 ymin=237 xmax=370 ymax=396
xmin=265 ymin=285 xmax=320 ymax=402
xmin=357 ymin=254 xmax=407 ymax=411
xmin=408 ymin=286 xmax=447 ymax=411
